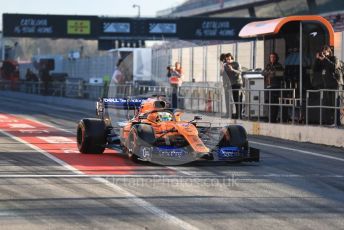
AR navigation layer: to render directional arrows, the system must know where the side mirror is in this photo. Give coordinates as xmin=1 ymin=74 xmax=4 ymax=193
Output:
xmin=194 ymin=116 xmax=202 ymax=121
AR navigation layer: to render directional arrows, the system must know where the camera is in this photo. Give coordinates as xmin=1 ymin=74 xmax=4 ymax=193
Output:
xmin=316 ymin=51 xmax=324 ymax=58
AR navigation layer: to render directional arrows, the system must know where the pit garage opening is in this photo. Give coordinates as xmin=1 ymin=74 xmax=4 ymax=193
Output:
xmin=239 ymin=15 xmax=336 ymax=123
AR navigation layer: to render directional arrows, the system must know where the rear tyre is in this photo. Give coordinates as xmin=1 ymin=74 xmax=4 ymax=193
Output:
xmin=77 ymin=118 xmax=106 ymax=154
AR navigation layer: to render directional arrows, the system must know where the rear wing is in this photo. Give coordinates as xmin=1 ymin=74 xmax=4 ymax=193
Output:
xmin=99 ymin=97 xmax=147 ymax=110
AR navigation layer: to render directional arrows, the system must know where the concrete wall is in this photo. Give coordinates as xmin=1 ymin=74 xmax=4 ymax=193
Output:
xmin=182 ymin=112 xmax=344 ymax=148
xmin=242 ymin=121 xmax=344 ymax=148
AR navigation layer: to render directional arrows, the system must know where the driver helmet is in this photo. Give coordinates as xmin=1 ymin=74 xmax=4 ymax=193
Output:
xmin=158 ymin=112 xmax=173 ymax=122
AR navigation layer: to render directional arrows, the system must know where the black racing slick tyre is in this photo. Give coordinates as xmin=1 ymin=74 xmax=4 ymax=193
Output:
xmin=227 ymin=125 xmax=248 ymax=148
xmin=220 ymin=125 xmax=248 ymax=148
xmin=77 ymin=118 xmax=106 ymax=154
xmin=218 ymin=125 xmax=249 ymax=164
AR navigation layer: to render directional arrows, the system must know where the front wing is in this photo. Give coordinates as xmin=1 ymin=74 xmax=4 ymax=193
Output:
xmin=134 ymin=145 xmax=259 ymax=162
xmin=214 ymin=146 xmax=260 ymax=162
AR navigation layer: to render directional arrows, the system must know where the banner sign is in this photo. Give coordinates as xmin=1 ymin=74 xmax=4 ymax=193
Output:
xmin=3 ymin=13 xmax=266 ymax=41
xmin=3 ymin=14 xmax=98 ymax=39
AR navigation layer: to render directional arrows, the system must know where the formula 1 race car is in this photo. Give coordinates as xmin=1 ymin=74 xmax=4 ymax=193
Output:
xmin=76 ymin=96 xmax=259 ymax=164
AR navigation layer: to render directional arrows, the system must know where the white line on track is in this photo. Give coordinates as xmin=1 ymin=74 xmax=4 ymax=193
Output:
xmin=18 ymin=114 xmax=76 ymax=134
xmin=0 ymin=174 xmax=343 ymax=178
xmin=166 ymin=166 xmax=194 ymax=176
xmin=0 ymin=130 xmax=82 ymax=174
xmin=251 ymin=141 xmax=344 ymax=162
xmin=0 ymin=121 xmax=199 ymax=230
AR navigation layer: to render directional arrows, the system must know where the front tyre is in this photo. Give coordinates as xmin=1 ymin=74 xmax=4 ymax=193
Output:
xmin=219 ymin=125 xmax=248 ymax=163
xmin=221 ymin=125 xmax=248 ymax=148
xmin=77 ymin=118 xmax=106 ymax=154
xmin=126 ymin=124 xmax=156 ymax=162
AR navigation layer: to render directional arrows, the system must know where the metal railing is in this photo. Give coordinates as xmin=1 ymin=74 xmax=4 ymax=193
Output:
xmin=1 ymin=80 xmax=343 ymax=127
xmin=225 ymin=88 xmax=298 ymax=124
xmin=306 ymin=89 xmax=344 ymax=126
xmin=179 ymin=85 xmax=222 ymax=113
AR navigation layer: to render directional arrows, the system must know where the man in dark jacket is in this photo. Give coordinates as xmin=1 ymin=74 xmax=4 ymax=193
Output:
xmin=313 ymin=45 xmax=342 ymax=125
xmin=220 ymin=53 xmax=231 ymax=117
xmin=223 ymin=53 xmax=242 ymax=119
xmin=314 ymin=45 xmax=340 ymax=89
xmin=262 ymin=52 xmax=284 ymax=123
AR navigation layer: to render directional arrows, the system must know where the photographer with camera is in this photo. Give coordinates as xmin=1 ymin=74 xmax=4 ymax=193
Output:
xmin=314 ymin=45 xmax=341 ymax=88
xmin=220 ymin=53 xmax=232 ymax=118
xmin=222 ymin=53 xmax=242 ymax=119
xmin=313 ymin=45 xmax=343 ymax=125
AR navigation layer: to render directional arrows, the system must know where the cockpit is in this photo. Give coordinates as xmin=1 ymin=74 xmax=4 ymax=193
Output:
xmin=147 ymin=111 xmax=174 ymax=123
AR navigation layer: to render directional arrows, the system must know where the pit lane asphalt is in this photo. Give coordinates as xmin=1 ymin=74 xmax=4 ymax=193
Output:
xmin=0 ymin=96 xmax=343 ymax=230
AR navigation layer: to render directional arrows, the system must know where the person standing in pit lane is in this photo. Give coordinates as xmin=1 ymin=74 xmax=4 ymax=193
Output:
xmin=223 ymin=53 xmax=243 ymax=119
xmin=262 ymin=52 xmax=284 ymax=123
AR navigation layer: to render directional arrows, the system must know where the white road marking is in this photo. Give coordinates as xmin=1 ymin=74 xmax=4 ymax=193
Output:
xmin=61 ymin=148 xmax=80 ymax=154
xmin=251 ymin=141 xmax=344 ymax=162
xmin=0 ymin=124 xmax=199 ymax=230
xmin=19 ymin=114 xmax=75 ymax=134
xmin=166 ymin=166 xmax=194 ymax=176
xmin=0 ymin=119 xmax=18 ymax=123
xmin=96 ymin=176 xmax=197 ymax=230
xmin=0 ymin=174 xmax=342 ymax=179
xmin=37 ymin=136 xmax=76 ymax=144
xmin=19 ymin=129 xmax=49 ymax=134
xmin=0 ymin=130 xmax=82 ymax=174
xmin=9 ymin=123 xmax=35 ymax=129
xmin=0 ymin=211 xmax=18 ymax=217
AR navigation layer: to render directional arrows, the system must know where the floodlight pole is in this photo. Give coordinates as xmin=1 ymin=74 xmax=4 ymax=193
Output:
xmin=133 ymin=4 xmax=141 ymax=18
